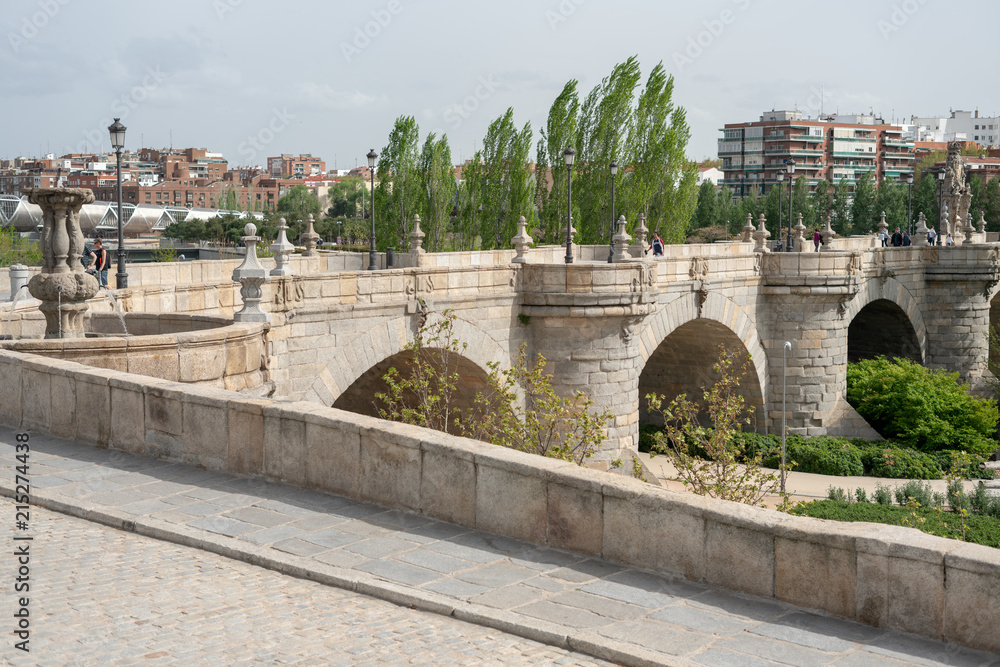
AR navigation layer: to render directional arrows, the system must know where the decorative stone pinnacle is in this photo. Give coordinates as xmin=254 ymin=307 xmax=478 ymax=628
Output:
xmin=752 ymin=213 xmax=770 ymax=253
xmin=877 ymin=211 xmax=888 ymax=237
xmin=408 ymin=214 xmax=426 ymax=254
xmin=300 ymin=213 xmax=321 ymax=257
xmin=793 ymin=213 xmax=806 ymax=252
xmin=612 ymin=215 xmax=632 ymax=263
xmin=820 ymin=213 xmax=835 ymax=251
xmin=233 ymin=223 xmax=269 ymax=322
xmin=634 ymin=212 xmax=649 ymax=250
xmin=914 ymin=211 xmax=928 ymax=246
xmin=964 ymin=211 xmax=974 ymax=243
xmin=511 ymin=215 xmax=533 ymax=264
xmin=270 ymin=217 xmax=295 ymax=277
xmin=978 ymin=210 xmax=987 ymax=234
xmin=741 ymin=213 xmax=755 ymax=242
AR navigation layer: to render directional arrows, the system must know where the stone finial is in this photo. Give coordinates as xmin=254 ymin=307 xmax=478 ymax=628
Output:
xmin=820 ymin=212 xmax=836 ymax=251
xmin=634 ymin=212 xmax=649 ymax=250
xmin=914 ymin=211 xmax=928 ymax=247
xmin=270 ymin=217 xmax=294 ymax=277
xmin=741 ymin=213 xmax=755 ymax=242
xmin=793 ymin=213 xmax=806 ymax=252
xmin=299 ymin=213 xmax=320 ymax=257
xmin=753 ymin=213 xmax=770 ymax=253
xmin=408 ymin=214 xmax=426 ymax=254
xmin=511 ymin=215 xmax=533 ymax=264
xmin=964 ymin=211 xmax=975 ymax=244
xmin=978 ymin=210 xmax=987 ymax=234
xmin=233 ymin=222 xmax=269 ymax=323
xmin=612 ymin=215 xmax=632 ymax=263
xmin=941 ymin=200 xmax=950 ymax=237
xmin=877 ymin=211 xmax=888 ymax=239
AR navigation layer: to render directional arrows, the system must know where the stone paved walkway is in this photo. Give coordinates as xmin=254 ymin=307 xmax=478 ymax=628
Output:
xmin=1 ymin=502 xmax=612 ymax=666
xmin=1 ymin=426 xmax=998 ymax=666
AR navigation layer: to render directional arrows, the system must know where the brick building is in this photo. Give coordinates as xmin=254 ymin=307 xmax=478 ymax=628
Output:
xmin=267 ymin=154 xmax=326 ymax=179
xmin=719 ymin=110 xmax=915 ymax=198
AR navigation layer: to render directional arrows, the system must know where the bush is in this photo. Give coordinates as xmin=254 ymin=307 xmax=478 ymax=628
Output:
xmin=892 ymin=480 xmax=942 ymax=509
xmin=971 ymin=485 xmax=1000 ymax=519
xmin=847 ymin=357 xmax=999 ymax=457
xmin=873 ymin=483 xmax=893 ymax=505
xmin=861 ymin=446 xmax=942 ymax=480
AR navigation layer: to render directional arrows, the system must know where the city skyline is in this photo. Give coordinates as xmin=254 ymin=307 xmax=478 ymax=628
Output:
xmin=1 ymin=0 xmax=997 ymax=168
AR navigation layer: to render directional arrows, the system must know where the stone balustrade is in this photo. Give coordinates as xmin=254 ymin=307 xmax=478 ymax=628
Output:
xmin=0 ymin=348 xmax=997 ymax=655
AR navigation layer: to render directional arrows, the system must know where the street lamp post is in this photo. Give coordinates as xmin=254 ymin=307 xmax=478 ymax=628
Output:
xmin=781 ymin=341 xmax=792 ymax=495
xmin=607 ymin=161 xmax=618 ymax=263
xmin=785 ymin=160 xmax=796 ymax=252
xmin=367 ymin=149 xmax=377 ymax=271
xmin=904 ymin=173 xmax=914 ymax=235
xmin=777 ymin=172 xmax=785 ymax=250
xmin=108 ymin=118 xmax=128 ymax=289
xmin=937 ymin=169 xmax=946 ymax=243
xmin=564 ymin=147 xmax=575 ymax=264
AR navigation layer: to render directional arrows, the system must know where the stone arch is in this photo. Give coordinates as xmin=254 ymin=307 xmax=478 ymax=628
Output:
xmin=636 ymin=291 xmax=769 ymax=429
xmin=844 ymin=276 xmax=926 ymax=364
xmin=301 ymin=313 xmax=508 ymax=410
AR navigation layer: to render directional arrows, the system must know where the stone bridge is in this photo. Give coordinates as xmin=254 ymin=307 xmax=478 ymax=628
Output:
xmin=10 ymin=239 xmax=1000 ymax=461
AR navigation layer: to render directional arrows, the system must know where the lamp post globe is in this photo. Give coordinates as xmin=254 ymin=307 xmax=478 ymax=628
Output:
xmin=563 ymin=147 xmax=575 ymax=264
xmin=608 ymin=161 xmax=618 ymax=263
xmin=777 ymin=171 xmax=784 ymax=249
xmin=785 ymin=159 xmax=796 ymax=252
xmin=367 ymin=149 xmax=378 ymax=271
xmin=904 ymin=173 xmax=914 ymax=235
xmin=107 ymin=117 xmax=128 ymax=289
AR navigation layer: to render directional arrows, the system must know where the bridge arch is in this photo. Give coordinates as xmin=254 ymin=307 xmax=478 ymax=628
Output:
xmin=636 ymin=291 xmax=769 ymax=429
xmin=301 ymin=313 xmax=509 ymax=418
xmin=843 ymin=276 xmax=925 ymax=364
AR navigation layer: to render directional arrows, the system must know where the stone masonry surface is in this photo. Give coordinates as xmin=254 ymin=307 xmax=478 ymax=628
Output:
xmin=0 ymin=502 xmax=611 ymax=666
xmin=2 ymin=427 xmax=997 ymax=666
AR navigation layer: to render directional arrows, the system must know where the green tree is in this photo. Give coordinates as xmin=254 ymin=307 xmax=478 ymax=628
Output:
xmin=983 ymin=178 xmax=1000 ymax=232
xmin=830 ymin=178 xmax=851 ymax=235
xmin=763 ymin=184 xmax=781 ymax=240
xmin=969 ymin=175 xmax=984 ymax=223
xmin=417 ymin=133 xmax=456 ymax=252
xmin=536 ymin=80 xmax=579 ymax=244
xmin=375 ymin=115 xmax=422 ymax=250
xmin=460 ymin=108 xmax=534 ymax=250
xmin=913 ymin=173 xmax=939 ymax=231
xmin=851 ymin=172 xmax=877 ymax=233
xmin=716 ymin=185 xmax=736 ymax=235
xmin=875 ymin=179 xmax=907 ymax=233
xmin=326 ymin=176 xmax=366 ymax=220
xmin=808 ymin=179 xmax=831 ymax=231
xmin=276 ymin=184 xmax=321 ymax=241
xmin=790 ymin=175 xmax=811 ymax=231
xmin=693 ymin=180 xmax=717 ymax=229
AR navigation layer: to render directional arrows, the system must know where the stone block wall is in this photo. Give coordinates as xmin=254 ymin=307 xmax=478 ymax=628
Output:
xmin=1 ymin=349 xmax=998 ymax=655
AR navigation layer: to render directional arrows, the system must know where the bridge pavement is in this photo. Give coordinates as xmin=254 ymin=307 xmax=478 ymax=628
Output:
xmin=1 ymin=427 xmax=997 ymax=666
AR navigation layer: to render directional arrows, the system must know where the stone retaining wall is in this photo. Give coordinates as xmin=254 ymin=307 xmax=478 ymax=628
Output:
xmin=0 ymin=348 xmax=996 ymax=654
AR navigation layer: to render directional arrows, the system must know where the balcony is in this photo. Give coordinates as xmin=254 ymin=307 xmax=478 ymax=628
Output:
xmin=883 ymin=140 xmax=913 ymax=148
xmin=797 ymin=135 xmax=825 ymax=143
xmin=881 ymin=151 xmax=915 ymax=160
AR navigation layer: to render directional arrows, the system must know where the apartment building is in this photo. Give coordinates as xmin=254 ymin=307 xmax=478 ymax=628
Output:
xmin=267 ymin=154 xmax=326 ymax=179
xmin=719 ymin=110 xmax=914 ymax=198
xmin=909 ymin=110 xmax=1000 ymax=148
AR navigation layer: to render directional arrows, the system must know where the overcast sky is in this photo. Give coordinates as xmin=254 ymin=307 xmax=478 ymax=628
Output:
xmin=2 ymin=0 xmax=996 ymax=169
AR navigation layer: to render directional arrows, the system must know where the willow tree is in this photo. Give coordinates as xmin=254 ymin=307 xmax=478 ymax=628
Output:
xmin=375 ymin=115 xmax=422 ymax=250
xmin=536 ymin=80 xmax=579 ymax=243
xmin=418 ymin=133 xmax=455 ymax=252
xmin=460 ymin=108 xmax=534 ymax=250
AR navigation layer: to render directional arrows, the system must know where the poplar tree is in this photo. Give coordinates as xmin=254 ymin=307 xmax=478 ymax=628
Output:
xmin=536 ymin=81 xmax=579 ymax=243
xmin=375 ymin=115 xmax=421 ymax=250
xmin=418 ymin=133 xmax=456 ymax=252
xmin=851 ymin=172 xmax=877 ymax=234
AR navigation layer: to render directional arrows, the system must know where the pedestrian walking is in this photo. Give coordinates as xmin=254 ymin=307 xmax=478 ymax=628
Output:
xmin=813 ymin=229 xmax=822 ymax=251
xmin=88 ymin=238 xmax=109 ymax=288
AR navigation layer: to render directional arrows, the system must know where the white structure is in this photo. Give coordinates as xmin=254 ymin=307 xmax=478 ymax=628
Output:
xmin=697 ymin=166 xmax=722 ymax=187
xmin=908 ymin=110 xmax=999 ymax=146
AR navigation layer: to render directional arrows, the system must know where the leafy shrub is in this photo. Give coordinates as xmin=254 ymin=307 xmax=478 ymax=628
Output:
xmin=0 ymin=226 xmax=42 ymax=267
xmin=847 ymin=357 xmax=999 ymax=457
xmin=873 ymin=483 xmax=893 ymax=505
xmin=855 ymin=488 xmax=868 ymax=503
xmin=827 ymin=486 xmax=849 ymax=502
xmin=892 ymin=480 xmax=941 ymax=509
xmin=861 ymin=446 xmax=942 ymax=480
xmin=971 ymin=485 xmax=1000 ymax=519
xmin=947 ymin=479 xmax=971 ymax=512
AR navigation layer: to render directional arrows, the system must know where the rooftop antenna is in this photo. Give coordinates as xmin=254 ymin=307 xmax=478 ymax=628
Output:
xmin=821 ymin=86 xmax=824 ymax=116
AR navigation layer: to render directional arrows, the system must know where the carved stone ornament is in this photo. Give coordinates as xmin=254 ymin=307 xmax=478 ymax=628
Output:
xmin=923 ymin=245 xmax=939 ymax=264
xmin=753 ymin=253 xmax=763 ymax=275
xmin=689 ymin=256 xmax=708 ymax=281
xmin=273 ymin=276 xmax=305 ymax=309
xmin=696 ymin=283 xmax=709 ymax=318
xmin=761 ymin=253 xmax=781 ymax=276
xmin=232 ymin=222 xmax=270 ymax=323
xmin=620 ymin=315 xmax=642 ymax=343
xmin=847 ymin=252 xmax=862 ymax=276
xmin=837 ymin=291 xmax=858 ymax=319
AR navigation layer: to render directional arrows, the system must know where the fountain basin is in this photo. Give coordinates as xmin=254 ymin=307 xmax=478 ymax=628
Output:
xmin=0 ymin=312 xmax=268 ymax=392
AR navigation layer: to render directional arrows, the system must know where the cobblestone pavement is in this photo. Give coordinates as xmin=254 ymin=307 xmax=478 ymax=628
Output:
xmin=2 ymin=427 xmax=999 ymax=666
xmin=0 ymin=502 xmax=613 ymax=666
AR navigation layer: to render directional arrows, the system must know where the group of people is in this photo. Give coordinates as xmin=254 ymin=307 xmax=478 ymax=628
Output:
xmin=877 ymin=227 xmax=953 ymax=247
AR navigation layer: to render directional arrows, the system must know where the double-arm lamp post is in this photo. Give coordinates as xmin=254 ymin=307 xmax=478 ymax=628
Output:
xmin=564 ymin=147 xmax=575 ymax=264
xmin=785 ymin=159 xmax=796 ymax=252
xmin=108 ymin=118 xmax=128 ymax=289
xmin=607 ymin=161 xmax=618 ymax=263
xmin=904 ymin=173 xmax=914 ymax=235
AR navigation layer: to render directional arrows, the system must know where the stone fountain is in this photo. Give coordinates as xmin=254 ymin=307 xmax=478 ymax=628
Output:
xmin=24 ymin=188 xmax=98 ymax=338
